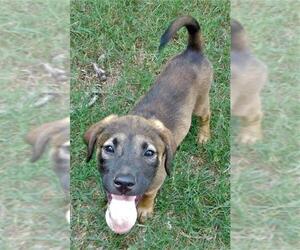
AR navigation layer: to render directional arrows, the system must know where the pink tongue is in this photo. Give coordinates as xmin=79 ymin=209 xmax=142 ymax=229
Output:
xmin=105 ymin=194 xmax=137 ymax=234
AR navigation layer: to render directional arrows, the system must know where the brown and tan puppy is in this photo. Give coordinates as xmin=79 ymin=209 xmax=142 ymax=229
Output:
xmin=231 ymin=19 xmax=267 ymax=144
xmin=26 ymin=117 xmax=70 ymax=222
xmin=84 ymin=16 xmax=212 ymax=234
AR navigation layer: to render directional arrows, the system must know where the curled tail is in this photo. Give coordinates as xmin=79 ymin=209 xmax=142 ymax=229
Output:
xmin=159 ymin=16 xmax=202 ymax=52
xmin=231 ymin=19 xmax=249 ymax=51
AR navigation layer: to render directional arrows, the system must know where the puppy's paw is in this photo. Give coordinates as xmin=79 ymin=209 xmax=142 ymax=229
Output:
xmin=137 ymin=205 xmax=153 ymax=223
xmin=197 ymin=133 xmax=210 ymax=144
xmin=237 ymin=130 xmax=262 ymax=144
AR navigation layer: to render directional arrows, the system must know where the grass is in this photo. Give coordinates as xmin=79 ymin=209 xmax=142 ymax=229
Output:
xmin=71 ymin=0 xmax=230 ymax=249
xmin=231 ymin=0 xmax=300 ymax=249
xmin=0 ymin=0 xmax=69 ymax=249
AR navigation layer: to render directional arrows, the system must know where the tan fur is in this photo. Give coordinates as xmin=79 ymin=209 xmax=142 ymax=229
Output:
xmin=137 ymin=189 xmax=159 ymax=222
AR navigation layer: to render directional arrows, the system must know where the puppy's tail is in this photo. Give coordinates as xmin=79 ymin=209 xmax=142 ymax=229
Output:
xmin=159 ymin=16 xmax=202 ymax=52
xmin=231 ymin=19 xmax=249 ymax=51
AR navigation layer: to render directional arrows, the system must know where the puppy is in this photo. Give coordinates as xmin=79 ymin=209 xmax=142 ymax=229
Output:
xmin=231 ymin=19 xmax=267 ymax=144
xmin=26 ymin=117 xmax=70 ymax=223
xmin=84 ymin=16 xmax=212 ymax=234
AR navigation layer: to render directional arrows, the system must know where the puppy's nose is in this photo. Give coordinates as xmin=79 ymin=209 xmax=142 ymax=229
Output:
xmin=113 ymin=174 xmax=135 ymax=193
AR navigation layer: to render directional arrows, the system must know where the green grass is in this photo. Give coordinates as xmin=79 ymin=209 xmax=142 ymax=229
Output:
xmin=231 ymin=0 xmax=300 ymax=249
xmin=0 ymin=0 xmax=69 ymax=249
xmin=71 ymin=0 xmax=230 ymax=248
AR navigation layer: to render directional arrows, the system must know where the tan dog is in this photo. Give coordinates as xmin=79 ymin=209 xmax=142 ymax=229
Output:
xmin=231 ymin=19 xmax=267 ymax=144
xmin=26 ymin=117 xmax=70 ymax=223
xmin=84 ymin=16 xmax=212 ymax=234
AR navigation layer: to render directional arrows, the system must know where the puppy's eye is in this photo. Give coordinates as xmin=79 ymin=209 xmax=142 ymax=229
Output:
xmin=103 ymin=145 xmax=114 ymax=154
xmin=144 ymin=149 xmax=155 ymax=157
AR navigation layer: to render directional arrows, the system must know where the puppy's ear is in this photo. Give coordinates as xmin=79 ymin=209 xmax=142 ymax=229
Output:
xmin=150 ymin=119 xmax=177 ymax=175
xmin=25 ymin=117 xmax=70 ymax=162
xmin=84 ymin=115 xmax=117 ymax=162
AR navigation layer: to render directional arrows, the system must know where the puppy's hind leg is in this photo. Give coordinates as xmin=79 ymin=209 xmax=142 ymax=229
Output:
xmin=194 ymin=94 xmax=211 ymax=144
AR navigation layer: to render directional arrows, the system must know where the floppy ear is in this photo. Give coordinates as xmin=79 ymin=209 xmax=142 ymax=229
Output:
xmin=150 ymin=119 xmax=177 ymax=175
xmin=84 ymin=115 xmax=117 ymax=162
xmin=160 ymin=131 xmax=176 ymax=176
xmin=25 ymin=117 xmax=70 ymax=162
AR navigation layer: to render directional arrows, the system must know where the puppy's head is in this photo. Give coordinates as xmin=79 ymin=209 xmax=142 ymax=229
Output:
xmin=26 ymin=118 xmax=70 ymax=161
xmin=84 ymin=115 xmax=176 ymax=199
xmin=26 ymin=117 xmax=70 ymax=193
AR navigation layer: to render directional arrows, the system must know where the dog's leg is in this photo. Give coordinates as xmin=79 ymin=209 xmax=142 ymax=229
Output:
xmin=238 ymin=112 xmax=263 ymax=144
xmin=137 ymin=190 xmax=158 ymax=223
xmin=194 ymin=94 xmax=211 ymax=144
xmin=198 ymin=112 xmax=211 ymax=144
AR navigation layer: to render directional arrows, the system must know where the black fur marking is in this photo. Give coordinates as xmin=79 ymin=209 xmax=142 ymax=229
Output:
xmin=159 ymin=16 xmax=201 ymax=52
xmin=142 ymin=142 xmax=148 ymax=150
xmin=231 ymin=19 xmax=244 ymax=34
xmin=98 ymin=157 xmax=108 ymax=174
xmin=112 ymin=138 xmax=118 ymax=146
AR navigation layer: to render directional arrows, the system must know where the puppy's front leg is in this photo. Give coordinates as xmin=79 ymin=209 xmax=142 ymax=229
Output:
xmin=137 ymin=190 xmax=158 ymax=223
xmin=238 ymin=113 xmax=263 ymax=144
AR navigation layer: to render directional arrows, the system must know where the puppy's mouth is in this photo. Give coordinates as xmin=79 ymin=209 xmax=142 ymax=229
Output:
xmin=105 ymin=192 xmax=142 ymax=234
xmin=106 ymin=192 xmax=142 ymax=206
